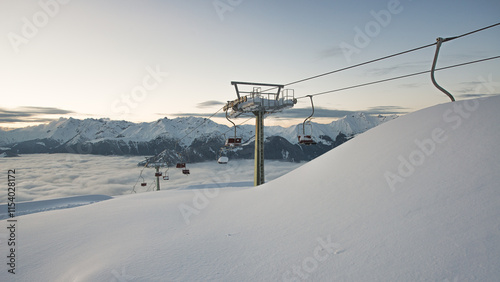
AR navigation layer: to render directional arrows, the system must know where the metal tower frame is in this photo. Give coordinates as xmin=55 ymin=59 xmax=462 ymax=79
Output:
xmin=144 ymin=162 xmax=168 ymax=191
xmin=224 ymin=81 xmax=297 ymax=186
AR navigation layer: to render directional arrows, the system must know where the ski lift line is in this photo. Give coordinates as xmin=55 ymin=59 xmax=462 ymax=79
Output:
xmin=259 ymin=22 xmax=500 ymax=94
xmin=273 ymin=43 xmax=437 ymax=93
xmin=443 ymin=22 xmax=500 ymax=42
xmin=294 ymin=55 xmax=500 ymax=100
xmin=133 ymin=23 xmax=500 ymax=192
xmin=143 ymin=105 xmax=225 ymax=168
xmin=138 ymin=105 xmax=225 ymax=186
xmin=219 ymin=116 xmax=252 ymax=138
xmin=258 ymin=42 xmax=437 ymax=94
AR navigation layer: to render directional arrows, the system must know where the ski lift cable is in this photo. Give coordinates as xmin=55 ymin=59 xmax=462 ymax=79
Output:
xmin=143 ymin=22 xmax=500 ymax=167
xmin=260 ymin=22 xmax=500 ymax=93
xmin=221 ymin=116 xmax=253 ymax=136
xmin=259 ymin=42 xmax=437 ymax=94
xmin=136 ymin=105 xmax=225 ymax=186
xmin=131 ymin=167 xmax=149 ymax=193
xmin=443 ymin=22 xmax=500 ymax=42
xmin=142 ymin=105 xmax=225 ymax=168
xmin=294 ymin=55 xmax=500 ymax=100
xmin=132 ymin=22 xmax=500 ymax=192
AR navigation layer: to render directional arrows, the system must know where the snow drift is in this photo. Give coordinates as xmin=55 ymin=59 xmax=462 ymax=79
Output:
xmin=1 ymin=96 xmax=499 ymax=281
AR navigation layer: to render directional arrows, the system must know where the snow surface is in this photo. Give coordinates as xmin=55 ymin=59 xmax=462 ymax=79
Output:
xmin=0 ymin=195 xmax=112 ymax=220
xmin=1 ymin=96 xmax=499 ymax=281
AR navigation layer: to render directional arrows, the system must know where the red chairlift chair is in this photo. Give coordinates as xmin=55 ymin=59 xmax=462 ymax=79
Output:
xmin=298 ymin=134 xmax=317 ymax=145
xmin=225 ymin=137 xmax=242 ymax=147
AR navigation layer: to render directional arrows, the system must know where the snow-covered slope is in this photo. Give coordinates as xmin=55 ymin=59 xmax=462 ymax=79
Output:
xmin=0 ymin=195 xmax=112 ymax=220
xmin=2 ymin=96 xmax=499 ymax=281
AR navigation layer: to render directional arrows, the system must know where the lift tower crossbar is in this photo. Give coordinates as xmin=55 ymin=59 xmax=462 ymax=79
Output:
xmin=225 ymin=81 xmax=297 ymax=186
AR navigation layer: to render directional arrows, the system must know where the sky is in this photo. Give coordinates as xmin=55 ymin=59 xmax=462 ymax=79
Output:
xmin=1 ymin=0 xmax=499 ymax=129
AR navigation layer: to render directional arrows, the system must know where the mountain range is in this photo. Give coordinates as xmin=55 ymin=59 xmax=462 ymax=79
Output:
xmin=0 ymin=113 xmax=397 ymax=163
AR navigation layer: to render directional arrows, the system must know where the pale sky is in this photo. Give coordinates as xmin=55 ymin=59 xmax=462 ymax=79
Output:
xmin=1 ymin=0 xmax=499 ymax=128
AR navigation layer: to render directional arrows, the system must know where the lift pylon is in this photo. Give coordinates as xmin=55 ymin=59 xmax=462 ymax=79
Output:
xmin=144 ymin=161 xmax=168 ymax=191
xmin=225 ymin=81 xmax=296 ymax=186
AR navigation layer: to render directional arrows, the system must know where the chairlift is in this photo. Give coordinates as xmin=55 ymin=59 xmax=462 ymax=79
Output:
xmin=140 ymin=176 xmax=147 ymax=187
xmin=225 ymin=107 xmax=242 ymax=147
xmin=155 ymin=172 xmax=162 ymax=177
xmin=298 ymin=95 xmax=317 ymax=145
xmin=218 ymin=156 xmax=229 ymax=164
xmin=163 ymin=168 xmax=169 ymax=180
xmin=225 ymin=137 xmax=242 ymax=147
xmin=175 ymin=151 xmax=191 ymax=175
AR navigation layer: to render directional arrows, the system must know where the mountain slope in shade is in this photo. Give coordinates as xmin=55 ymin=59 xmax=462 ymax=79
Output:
xmin=2 ymin=96 xmax=499 ymax=281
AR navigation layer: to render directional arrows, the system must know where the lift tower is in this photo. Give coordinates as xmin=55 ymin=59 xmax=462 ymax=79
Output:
xmin=144 ymin=161 xmax=168 ymax=191
xmin=224 ymin=81 xmax=296 ymax=186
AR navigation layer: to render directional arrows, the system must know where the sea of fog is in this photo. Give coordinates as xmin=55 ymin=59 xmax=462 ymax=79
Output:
xmin=0 ymin=154 xmax=305 ymax=204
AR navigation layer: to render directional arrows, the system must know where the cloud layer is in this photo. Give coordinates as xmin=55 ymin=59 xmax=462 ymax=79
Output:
xmin=0 ymin=106 xmax=74 ymax=124
xmin=0 ymin=154 xmax=303 ymax=203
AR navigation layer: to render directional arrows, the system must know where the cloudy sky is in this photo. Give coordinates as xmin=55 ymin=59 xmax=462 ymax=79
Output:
xmin=1 ymin=0 xmax=499 ymax=128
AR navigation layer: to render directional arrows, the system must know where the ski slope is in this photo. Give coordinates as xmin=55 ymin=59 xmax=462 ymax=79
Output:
xmin=0 ymin=195 xmax=112 ymax=220
xmin=1 ymin=96 xmax=499 ymax=281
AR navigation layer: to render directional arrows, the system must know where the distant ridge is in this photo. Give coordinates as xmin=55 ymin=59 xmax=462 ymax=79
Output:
xmin=0 ymin=113 xmax=397 ymax=162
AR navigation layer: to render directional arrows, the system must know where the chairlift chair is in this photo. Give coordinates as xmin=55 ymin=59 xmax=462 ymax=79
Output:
xmin=298 ymin=95 xmax=317 ymax=145
xmin=176 ymin=163 xmax=186 ymax=168
xmin=163 ymin=168 xmax=169 ymax=180
xmin=225 ymin=137 xmax=242 ymax=147
xmin=217 ymin=147 xmax=229 ymax=164
xmin=225 ymin=108 xmax=242 ymax=147
xmin=140 ymin=176 xmax=147 ymax=186
xmin=182 ymin=169 xmax=190 ymax=175
xmin=218 ymin=156 xmax=229 ymax=164
xmin=298 ymin=134 xmax=317 ymax=145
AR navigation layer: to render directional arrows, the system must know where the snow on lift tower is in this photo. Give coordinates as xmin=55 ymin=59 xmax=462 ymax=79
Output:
xmin=224 ymin=81 xmax=297 ymax=186
xmin=298 ymin=95 xmax=317 ymax=145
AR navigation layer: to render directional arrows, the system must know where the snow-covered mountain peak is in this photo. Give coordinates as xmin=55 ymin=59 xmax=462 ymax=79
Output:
xmin=0 ymin=112 xmax=397 ymax=157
